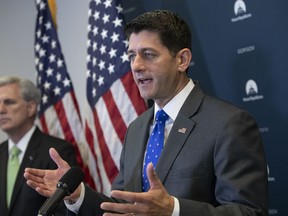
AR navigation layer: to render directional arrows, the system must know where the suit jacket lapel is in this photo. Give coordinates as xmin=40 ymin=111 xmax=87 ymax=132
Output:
xmin=0 ymin=141 xmax=9 ymax=214
xmin=156 ymin=83 xmax=204 ymax=183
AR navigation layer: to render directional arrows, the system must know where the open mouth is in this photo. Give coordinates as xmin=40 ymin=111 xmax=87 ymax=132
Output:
xmin=139 ymin=78 xmax=152 ymax=84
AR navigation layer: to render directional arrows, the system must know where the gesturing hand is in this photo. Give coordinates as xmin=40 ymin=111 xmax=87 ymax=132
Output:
xmin=101 ymin=163 xmax=174 ymax=216
xmin=24 ymin=148 xmax=80 ymax=200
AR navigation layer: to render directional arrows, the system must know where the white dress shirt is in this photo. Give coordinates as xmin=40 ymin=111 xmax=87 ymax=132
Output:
xmin=8 ymin=125 xmax=36 ymax=163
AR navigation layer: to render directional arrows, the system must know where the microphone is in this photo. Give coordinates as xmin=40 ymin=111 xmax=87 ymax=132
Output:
xmin=38 ymin=166 xmax=84 ymax=216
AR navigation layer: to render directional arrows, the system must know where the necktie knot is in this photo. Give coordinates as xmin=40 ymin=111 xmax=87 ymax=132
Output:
xmin=155 ymin=109 xmax=169 ymax=124
xmin=10 ymin=146 xmax=21 ymax=161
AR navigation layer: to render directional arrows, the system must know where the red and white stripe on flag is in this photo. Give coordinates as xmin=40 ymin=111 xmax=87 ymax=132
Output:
xmin=35 ymin=0 xmax=95 ymax=188
xmin=84 ymin=0 xmax=147 ymax=194
xmin=85 ymin=71 xmax=146 ymax=195
xmin=39 ymin=92 xmax=95 ymax=188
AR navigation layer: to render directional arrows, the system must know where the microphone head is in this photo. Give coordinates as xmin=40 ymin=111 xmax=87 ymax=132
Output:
xmin=57 ymin=166 xmax=84 ymax=195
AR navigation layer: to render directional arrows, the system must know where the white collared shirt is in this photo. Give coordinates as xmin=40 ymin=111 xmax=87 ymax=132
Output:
xmin=8 ymin=125 xmax=36 ymax=162
xmin=154 ymin=79 xmax=194 ymax=144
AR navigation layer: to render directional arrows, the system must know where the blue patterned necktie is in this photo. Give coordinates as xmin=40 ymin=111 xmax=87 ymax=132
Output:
xmin=142 ymin=109 xmax=169 ymax=192
xmin=7 ymin=145 xmax=21 ymax=206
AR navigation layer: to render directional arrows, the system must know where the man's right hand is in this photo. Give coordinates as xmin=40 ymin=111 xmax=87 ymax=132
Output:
xmin=24 ymin=147 xmax=82 ymax=201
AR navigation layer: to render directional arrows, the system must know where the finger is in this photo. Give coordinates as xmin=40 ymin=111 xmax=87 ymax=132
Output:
xmin=35 ymin=187 xmax=53 ymax=197
xmin=103 ymin=213 xmax=133 ymax=216
xmin=49 ymin=148 xmax=70 ymax=169
xmin=26 ymin=179 xmax=53 ymax=197
xmin=24 ymin=167 xmax=45 ymax=179
xmin=146 ymin=162 xmax=162 ymax=190
xmin=110 ymin=190 xmax=138 ymax=203
xmin=24 ymin=170 xmax=45 ymax=183
xmin=101 ymin=202 xmax=135 ymax=214
xmin=25 ymin=179 xmax=39 ymax=190
xmin=109 ymin=191 xmax=149 ymax=214
xmin=103 ymin=213 xmax=132 ymax=216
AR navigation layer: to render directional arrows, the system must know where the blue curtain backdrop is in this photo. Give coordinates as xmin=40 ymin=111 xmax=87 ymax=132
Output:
xmin=122 ymin=0 xmax=288 ymax=215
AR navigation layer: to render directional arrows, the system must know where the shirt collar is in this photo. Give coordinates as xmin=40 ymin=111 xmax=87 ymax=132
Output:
xmin=8 ymin=125 xmax=36 ymax=156
xmin=154 ymin=79 xmax=194 ymax=121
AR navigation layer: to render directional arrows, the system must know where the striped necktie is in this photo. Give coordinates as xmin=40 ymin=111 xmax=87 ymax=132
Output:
xmin=7 ymin=145 xmax=21 ymax=206
xmin=142 ymin=110 xmax=169 ymax=192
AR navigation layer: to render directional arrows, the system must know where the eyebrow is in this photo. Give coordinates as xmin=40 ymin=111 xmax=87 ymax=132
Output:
xmin=127 ymin=47 xmax=157 ymax=54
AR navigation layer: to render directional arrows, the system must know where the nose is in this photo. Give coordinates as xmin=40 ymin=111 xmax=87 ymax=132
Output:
xmin=131 ymin=55 xmax=145 ymax=73
xmin=0 ymin=102 xmax=6 ymax=114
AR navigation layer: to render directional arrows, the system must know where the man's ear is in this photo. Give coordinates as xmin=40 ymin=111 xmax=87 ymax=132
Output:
xmin=27 ymin=101 xmax=38 ymax=117
xmin=177 ymin=48 xmax=192 ymax=72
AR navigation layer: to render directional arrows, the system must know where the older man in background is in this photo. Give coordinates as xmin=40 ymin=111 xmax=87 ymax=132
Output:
xmin=0 ymin=75 xmax=78 ymax=216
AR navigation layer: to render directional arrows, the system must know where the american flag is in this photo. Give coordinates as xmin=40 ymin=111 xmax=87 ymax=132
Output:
xmin=85 ymin=0 xmax=147 ymax=194
xmin=34 ymin=0 xmax=95 ymax=187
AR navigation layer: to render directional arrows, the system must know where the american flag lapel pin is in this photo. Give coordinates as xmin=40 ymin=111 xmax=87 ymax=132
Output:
xmin=178 ymin=128 xmax=187 ymax=134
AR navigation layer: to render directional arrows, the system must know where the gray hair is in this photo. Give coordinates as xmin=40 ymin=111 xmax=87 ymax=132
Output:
xmin=0 ymin=76 xmax=41 ymax=105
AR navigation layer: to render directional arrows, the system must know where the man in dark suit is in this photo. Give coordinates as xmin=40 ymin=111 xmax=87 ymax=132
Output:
xmin=0 ymin=76 xmax=78 ymax=216
xmin=24 ymin=10 xmax=268 ymax=216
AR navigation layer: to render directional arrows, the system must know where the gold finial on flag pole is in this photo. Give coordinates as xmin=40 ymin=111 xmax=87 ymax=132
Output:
xmin=48 ymin=0 xmax=57 ymax=29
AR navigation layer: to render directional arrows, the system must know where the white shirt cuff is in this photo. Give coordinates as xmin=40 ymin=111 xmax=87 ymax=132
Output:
xmin=172 ymin=196 xmax=180 ymax=216
xmin=64 ymin=182 xmax=85 ymax=213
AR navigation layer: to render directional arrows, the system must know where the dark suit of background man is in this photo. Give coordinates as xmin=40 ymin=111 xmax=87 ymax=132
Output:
xmin=24 ymin=10 xmax=269 ymax=216
xmin=0 ymin=76 xmax=78 ymax=216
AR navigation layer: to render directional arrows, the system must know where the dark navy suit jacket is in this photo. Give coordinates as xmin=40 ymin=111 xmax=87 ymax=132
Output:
xmin=0 ymin=127 xmax=78 ymax=216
